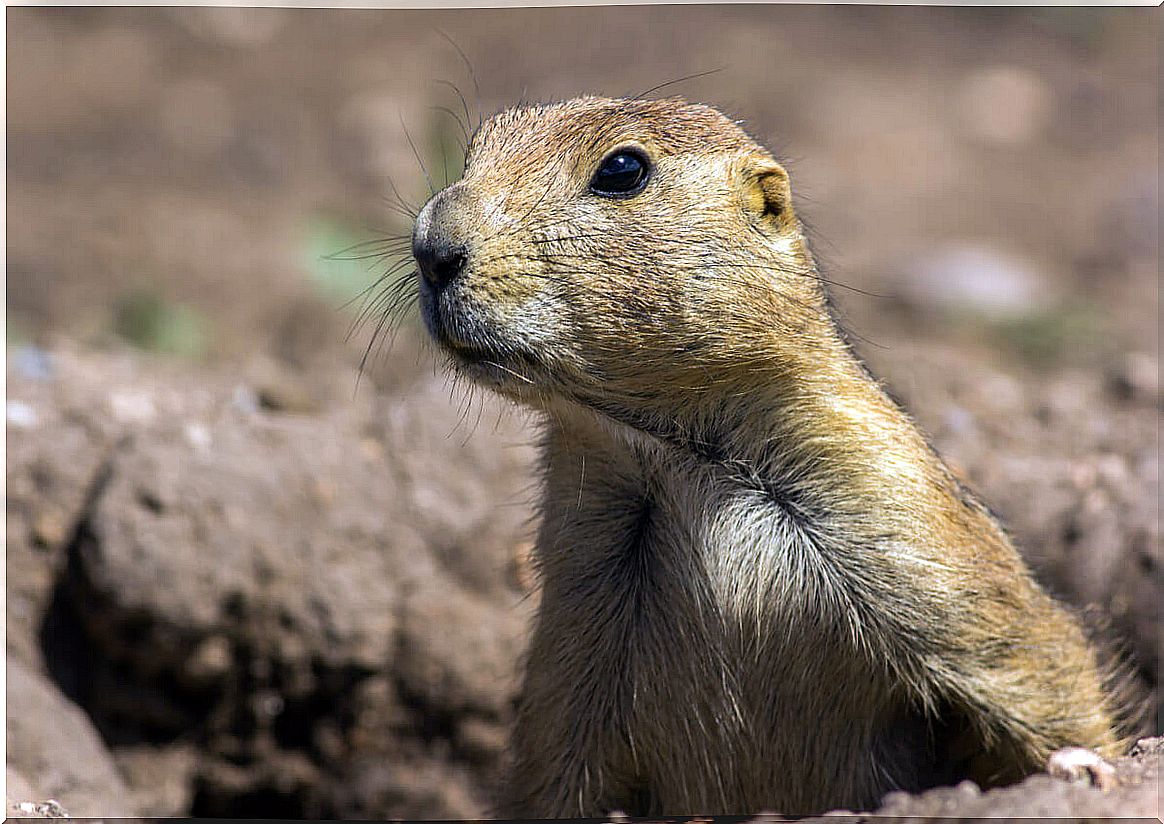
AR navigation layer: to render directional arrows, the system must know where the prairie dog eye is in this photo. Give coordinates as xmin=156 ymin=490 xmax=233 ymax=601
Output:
xmin=589 ymin=149 xmax=651 ymax=198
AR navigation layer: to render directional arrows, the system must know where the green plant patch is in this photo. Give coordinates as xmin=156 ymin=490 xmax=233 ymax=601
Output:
xmin=112 ymin=290 xmax=209 ymax=359
xmin=991 ymin=302 xmax=1112 ymax=366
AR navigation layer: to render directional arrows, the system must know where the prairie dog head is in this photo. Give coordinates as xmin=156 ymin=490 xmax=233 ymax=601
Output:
xmin=412 ymin=96 xmax=821 ymax=409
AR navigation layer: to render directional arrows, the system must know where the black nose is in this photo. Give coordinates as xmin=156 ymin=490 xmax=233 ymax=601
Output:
xmin=413 ymin=234 xmax=468 ymax=290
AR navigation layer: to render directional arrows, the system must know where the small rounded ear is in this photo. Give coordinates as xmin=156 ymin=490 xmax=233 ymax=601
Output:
xmin=743 ymin=156 xmax=796 ymax=232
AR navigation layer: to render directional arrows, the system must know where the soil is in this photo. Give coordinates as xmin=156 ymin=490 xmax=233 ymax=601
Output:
xmin=6 ymin=6 xmax=1159 ymax=818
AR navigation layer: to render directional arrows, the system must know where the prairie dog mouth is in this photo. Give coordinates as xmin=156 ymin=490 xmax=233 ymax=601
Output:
xmin=422 ymin=291 xmax=539 ymax=376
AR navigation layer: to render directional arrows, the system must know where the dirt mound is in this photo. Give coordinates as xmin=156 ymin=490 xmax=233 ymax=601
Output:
xmin=8 ymin=340 xmax=1159 ymax=817
xmin=8 ymin=343 xmax=537 ymax=817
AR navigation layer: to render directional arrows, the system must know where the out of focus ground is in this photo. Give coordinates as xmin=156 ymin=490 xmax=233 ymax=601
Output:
xmin=6 ymin=6 xmax=1160 ymax=818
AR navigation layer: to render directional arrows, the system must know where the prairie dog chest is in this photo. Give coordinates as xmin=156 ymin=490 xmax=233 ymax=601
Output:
xmin=539 ymin=427 xmax=790 ymax=643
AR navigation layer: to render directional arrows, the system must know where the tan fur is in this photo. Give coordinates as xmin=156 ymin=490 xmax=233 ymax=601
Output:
xmin=410 ymin=96 xmax=1127 ymax=816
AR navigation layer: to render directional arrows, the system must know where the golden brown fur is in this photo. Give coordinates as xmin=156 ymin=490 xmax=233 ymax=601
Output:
xmin=409 ymin=96 xmax=1127 ymax=816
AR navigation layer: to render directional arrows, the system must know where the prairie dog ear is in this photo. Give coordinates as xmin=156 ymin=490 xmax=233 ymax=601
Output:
xmin=742 ymin=155 xmax=796 ymax=232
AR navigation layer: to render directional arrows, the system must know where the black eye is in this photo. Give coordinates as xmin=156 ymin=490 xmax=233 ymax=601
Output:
xmin=589 ymin=149 xmax=650 ymax=197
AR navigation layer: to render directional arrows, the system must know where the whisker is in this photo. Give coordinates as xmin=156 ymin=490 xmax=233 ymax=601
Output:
xmin=434 ymin=28 xmax=482 ymax=130
xmin=440 ymin=130 xmax=449 ymax=188
xmin=342 ymin=258 xmax=415 ymax=316
xmin=350 ymin=261 xmax=421 ymax=386
xmin=484 ymin=359 xmax=535 ymax=385
xmin=692 ymin=261 xmax=888 ymax=299
xmin=326 ymin=240 xmax=412 ymax=263
xmin=400 ymin=114 xmax=436 ymax=196
xmin=434 ymin=79 xmax=474 ymax=143
xmin=432 ymin=104 xmax=470 ymax=152
xmin=384 ymin=176 xmax=420 ymax=219
xmin=634 ymin=67 xmax=724 ymax=99
xmin=529 ymin=233 xmax=613 ymax=246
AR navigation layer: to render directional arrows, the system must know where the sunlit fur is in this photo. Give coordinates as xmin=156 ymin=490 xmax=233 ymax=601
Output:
xmin=412 ymin=96 xmax=1127 ymax=816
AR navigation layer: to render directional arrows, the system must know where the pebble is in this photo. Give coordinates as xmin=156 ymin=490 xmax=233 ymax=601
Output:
xmin=6 ymin=400 xmax=38 ymax=429
xmin=185 ymin=635 xmax=233 ymax=684
xmin=1094 ymin=453 xmax=1129 ymax=488
xmin=231 ymin=384 xmax=260 ymax=414
xmin=1108 ymin=351 xmax=1159 ymax=404
xmin=11 ymin=345 xmax=54 ymax=381
xmin=32 ymin=511 xmax=68 ymax=549
xmin=15 ymin=799 xmax=69 ymax=818
xmin=184 ymin=422 xmax=213 ymax=452
xmin=257 ymin=379 xmax=321 ymax=415
xmin=108 ymin=390 xmax=156 ymax=424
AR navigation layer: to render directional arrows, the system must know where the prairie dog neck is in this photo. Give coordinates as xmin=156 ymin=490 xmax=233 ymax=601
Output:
xmin=533 ymin=336 xmax=976 ymax=648
xmin=537 ymin=325 xmax=957 ymax=563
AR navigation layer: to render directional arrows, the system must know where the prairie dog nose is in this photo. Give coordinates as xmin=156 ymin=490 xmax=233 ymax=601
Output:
xmin=413 ymin=187 xmax=471 ymax=289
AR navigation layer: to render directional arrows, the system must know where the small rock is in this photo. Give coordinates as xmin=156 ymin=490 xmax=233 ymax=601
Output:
xmin=184 ymin=421 xmax=213 ymax=451
xmin=7 ymin=400 xmax=39 ymax=429
xmin=1129 ymin=737 xmax=1164 ymax=758
xmin=1047 ymin=746 xmax=1118 ymax=790
xmin=1108 ymin=351 xmax=1159 ymax=404
xmin=455 ymin=717 xmax=507 ymax=763
xmin=32 ymin=510 xmax=68 ymax=549
xmin=256 ymin=379 xmax=321 ymax=414
xmin=11 ymin=799 xmax=70 ymax=818
xmin=183 ymin=635 xmax=233 ymax=685
xmin=252 ymin=690 xmax=285 ymax=720
xmin=108 ymin=390 xmax=157 ymax=424
xmin=11 ymin=345 xmax=54 ymax=381
xmin=231 ymin=384 xmax=260 ymax=414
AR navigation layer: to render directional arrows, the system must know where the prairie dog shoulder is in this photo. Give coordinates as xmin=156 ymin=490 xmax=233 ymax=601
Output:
xmin=410 ymin=96 xmax=1127 ymax=816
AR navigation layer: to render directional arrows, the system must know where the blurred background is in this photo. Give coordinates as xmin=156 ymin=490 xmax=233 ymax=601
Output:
xmin=6 ymin=6 xmax=1159 ymax=818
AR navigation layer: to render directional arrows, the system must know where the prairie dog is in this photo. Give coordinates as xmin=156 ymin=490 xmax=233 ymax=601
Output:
xmin=409 ymin=96 xmax=1126 ymax=815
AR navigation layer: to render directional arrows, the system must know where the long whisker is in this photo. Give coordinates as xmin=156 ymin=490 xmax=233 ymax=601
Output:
xmin=400 ymin=114 xmax=435 ymax=196
xmin=385 ymin=175 xmax=420 ymax=219
xmin=435 ymin=28 xmax=482 ymax=130
xmin=484 ymin=359 xmax=535 ymax=385
xmin=342 ymin=256 xmax=415 ymax=314
xmin=635 ymin=67 xmax=724 ymax=99
xmin=432 ymin=104 xmax=470 ymax=152
xmin=691 ymin=261 xmax=887 ymax=299
xmin=326 ymin=238 xmax=412 ymax=262
xmin=434 ymin=79 xmax=474 ymax=143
